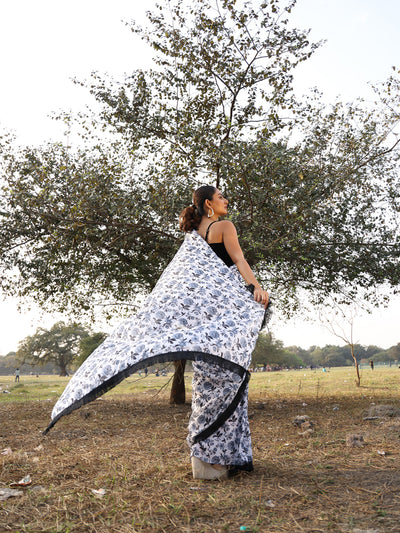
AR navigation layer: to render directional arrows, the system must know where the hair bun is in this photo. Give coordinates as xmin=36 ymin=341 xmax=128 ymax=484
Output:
xmin=179 ymin=185 xmax=216 ymax=232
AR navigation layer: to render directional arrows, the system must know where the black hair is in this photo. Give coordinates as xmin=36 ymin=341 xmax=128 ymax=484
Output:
xmin=179 ymin=185 xmax=217 ymax=232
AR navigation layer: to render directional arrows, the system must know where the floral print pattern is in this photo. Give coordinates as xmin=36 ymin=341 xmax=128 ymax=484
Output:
xmin=188 ymin=360 xmax=253 ymax=468
xmin=48 ymin=230 xmax=265 ymax=435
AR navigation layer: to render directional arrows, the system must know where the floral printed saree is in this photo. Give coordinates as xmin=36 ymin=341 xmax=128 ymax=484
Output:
xmin=44 ymin=230 xmax=266 ymax=462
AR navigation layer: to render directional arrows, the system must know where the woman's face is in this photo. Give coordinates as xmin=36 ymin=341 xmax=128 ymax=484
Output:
xmin=208 ymin=189 xmax=228 ymax=217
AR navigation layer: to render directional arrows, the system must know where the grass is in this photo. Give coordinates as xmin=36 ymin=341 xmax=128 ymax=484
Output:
xmin=1 ymin=366 xmax=400 ymax=532
xmin=1 ymin=365 xmax=398 ymax=403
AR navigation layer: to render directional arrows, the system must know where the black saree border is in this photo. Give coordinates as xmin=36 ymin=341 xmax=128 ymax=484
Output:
xmin=191 ymin=369 xmax=250 ymax=444
xmin=42 ymin=350 xmax=247 ymax=435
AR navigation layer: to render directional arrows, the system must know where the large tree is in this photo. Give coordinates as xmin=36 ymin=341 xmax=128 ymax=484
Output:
xmin=1 ymin=0 xmax=400 ymax=395
xmin=16 ymin=322 xmax=89 ymax=376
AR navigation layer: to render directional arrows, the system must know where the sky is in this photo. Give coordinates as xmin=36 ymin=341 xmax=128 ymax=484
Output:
xmin=0 ymin=0 xmax=399 ymax=354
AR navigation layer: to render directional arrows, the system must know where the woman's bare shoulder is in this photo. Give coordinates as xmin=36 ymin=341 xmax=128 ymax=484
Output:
xmin=219 ymin=220 xmax=237 ymax=232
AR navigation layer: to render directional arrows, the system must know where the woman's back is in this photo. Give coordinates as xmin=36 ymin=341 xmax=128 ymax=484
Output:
xmin=203 ymin=221 xmax=234 ymax=267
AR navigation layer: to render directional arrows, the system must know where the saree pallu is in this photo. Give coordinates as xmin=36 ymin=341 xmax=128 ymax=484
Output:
xmin=44 ymin=231 xmax=265 ymax=444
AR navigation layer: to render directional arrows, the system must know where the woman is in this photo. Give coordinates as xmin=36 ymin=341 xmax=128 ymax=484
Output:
xmin=180 ymin=185 xmax=269 ymax=479
xmin=44 ymin=185 xmax=268 ymax=481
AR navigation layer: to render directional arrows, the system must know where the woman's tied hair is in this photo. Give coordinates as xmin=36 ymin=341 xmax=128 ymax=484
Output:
xmin=179 ymin=185 xmax=216 ymax=232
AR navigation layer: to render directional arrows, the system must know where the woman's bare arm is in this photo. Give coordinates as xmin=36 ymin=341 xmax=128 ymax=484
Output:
xmin=219 ymin=221 xmax=269 ymax=308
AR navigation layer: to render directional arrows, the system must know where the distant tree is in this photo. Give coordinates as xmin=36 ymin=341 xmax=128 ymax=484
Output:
xmin=320 ymin=304 xmax=362 ymax=386
xmin=288 ymin=346 xmax=313 ymax=366
xmin=253 ymin=333 xmax=283 ymax=366
xmin=77 ymin=332 xmax=108 ymax=367
xmin=280 ymin=350 xmax=304 ymax=368
xmin=372 ymin=350 xmax=390 ymax=363
xmin=0 ymin=353 xmax=18 ymax=375
xmin=16 ymin=322 xmax=89 ymax=376
xmin=388 ymin=343 xmax=400 ymax=362
xmin=326 ymin=346 xmax=353 ymax=367
xmin=365 ymin=345 xmax=384 ymax=359
xmin=371 ymin=344 xmax=400 ymax=364
xmin=307 ymin=346 xmax=324 ymax=367
xmin=341 ymin=344 xmax=366 ymax=362
xmin=252 ymin=333 xmax=303 ymax=367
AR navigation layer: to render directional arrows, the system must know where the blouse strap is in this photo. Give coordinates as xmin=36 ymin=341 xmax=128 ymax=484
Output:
xmin=205 ymin=220 xmax=219 ymax=243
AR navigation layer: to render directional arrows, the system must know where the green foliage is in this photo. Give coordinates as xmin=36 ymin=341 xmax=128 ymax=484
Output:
xmin=77 ymin=332 xmax=108 ymax=367
xmin=0 ymin=1 xmax=400 ymax=319
xmin=16 ymin=321 xmax=89 ymax=376
xmin=0 ymin=139 xmax=182 ymax=315
xmin=252 ymin=332 xmax=304 ymax=367
xmin=387 ymin=343 xmax=400 ymax=361
xmin=372 ymin=351 xmax=391 ymax=363
xmin=372 ymin=343 xmax=400 ymax=363
xmin=0 ymin=353 xmax=20 ymax=375
xmin=365 ymin=345 xmax=383 ymax=358
xmin=0 ymin=352 xmax=59 ymax=375
xmin=279 ymin=343 xmax=397 ymax=368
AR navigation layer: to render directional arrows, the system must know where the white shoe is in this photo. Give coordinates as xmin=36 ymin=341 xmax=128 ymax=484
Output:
xmin=191 ymin=456 xmax=228 ymax=480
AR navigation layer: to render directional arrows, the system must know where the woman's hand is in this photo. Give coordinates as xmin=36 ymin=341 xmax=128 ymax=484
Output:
xmin=253 ymin=288 xmax=269 ymax=308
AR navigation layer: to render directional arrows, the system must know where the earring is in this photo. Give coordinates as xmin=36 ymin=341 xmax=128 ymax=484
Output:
xmin=208 ymin=207 xmax=215 ymax=218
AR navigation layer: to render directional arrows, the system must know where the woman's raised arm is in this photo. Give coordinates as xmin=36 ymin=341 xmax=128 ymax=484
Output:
xmin=220 ymin=221 xmax=269 ymax=308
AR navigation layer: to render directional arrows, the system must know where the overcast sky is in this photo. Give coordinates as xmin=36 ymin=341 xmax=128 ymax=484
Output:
xmin=1 ymin=0 xmax=399 ymax=354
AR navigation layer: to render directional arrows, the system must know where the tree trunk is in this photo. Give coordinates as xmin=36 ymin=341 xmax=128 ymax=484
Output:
xmin=351 ymin=345 xmax=361 ymax=387
xmin=169 ymin=360 xmax=186 ymax=404
xmin=58 ymin=356 xmax=68 ymax=377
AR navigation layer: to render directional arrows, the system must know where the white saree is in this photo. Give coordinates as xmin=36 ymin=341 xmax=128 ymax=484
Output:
xmin=44 ymin=231 xmax=266 ymax=468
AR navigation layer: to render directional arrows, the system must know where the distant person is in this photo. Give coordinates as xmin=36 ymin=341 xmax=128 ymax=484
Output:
xmin=15 ymin=368 xmax=20 ymax=382
xmin=370 ymin=360 xmax=374 ymax=371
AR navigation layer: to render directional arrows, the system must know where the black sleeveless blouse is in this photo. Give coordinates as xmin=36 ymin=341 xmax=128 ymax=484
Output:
xmin=205 ymin=221 xmax=234 ymax=267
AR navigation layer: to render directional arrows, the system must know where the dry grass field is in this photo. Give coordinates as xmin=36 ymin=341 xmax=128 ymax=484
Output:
xmin=1 ymin=366 xmax=400 ymax=532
